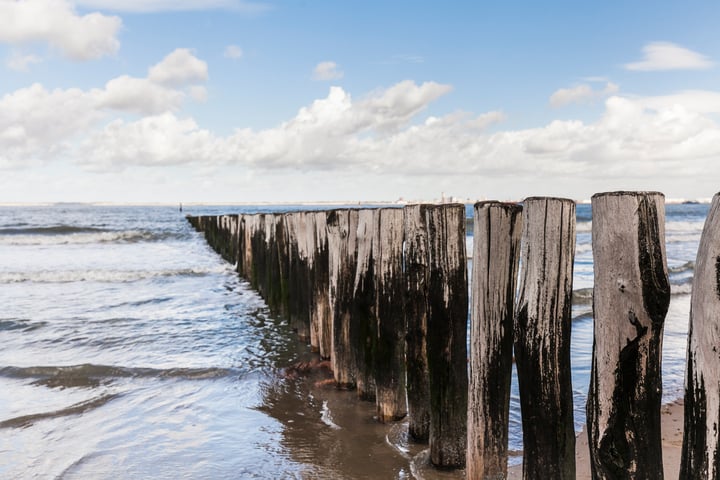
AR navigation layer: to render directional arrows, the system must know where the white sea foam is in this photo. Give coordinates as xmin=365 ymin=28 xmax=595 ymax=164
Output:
xmin=0 ymin=230 xmax=172 ymax=246
xmin=0 ymin=266 xmax=227 ymax=284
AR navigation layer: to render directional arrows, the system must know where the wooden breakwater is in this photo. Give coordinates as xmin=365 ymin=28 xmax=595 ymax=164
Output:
xmin=187 ymin=191 xmax=720 ymax=479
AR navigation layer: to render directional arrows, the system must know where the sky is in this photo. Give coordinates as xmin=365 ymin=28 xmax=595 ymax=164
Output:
xmin=2 ymin=0 xmax=720 ymax=204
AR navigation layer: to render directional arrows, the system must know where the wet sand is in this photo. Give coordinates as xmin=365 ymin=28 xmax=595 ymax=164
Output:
xmin=507 ymin=400 xmax=684 ymax=479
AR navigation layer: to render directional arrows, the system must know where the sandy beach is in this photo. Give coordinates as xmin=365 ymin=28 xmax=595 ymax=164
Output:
xmin=507 ymin=401 xmax=684 ymax=479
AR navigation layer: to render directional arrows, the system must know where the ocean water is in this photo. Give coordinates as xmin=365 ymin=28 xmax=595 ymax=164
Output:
xmin=0 ymin=202 xmax=707 ymax=478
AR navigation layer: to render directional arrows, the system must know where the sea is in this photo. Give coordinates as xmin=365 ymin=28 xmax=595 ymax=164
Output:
xmin=0 ymin=202 xmax=707 ymax=479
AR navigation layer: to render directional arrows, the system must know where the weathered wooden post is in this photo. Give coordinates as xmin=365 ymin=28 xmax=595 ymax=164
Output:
xmin=374 ymin=207 xmax=407 ymax=422
xmin=250 ymin=213 xmax=268 ymax=295
xmin=352 ymin=209 xmax=379 ymax=400
xmin=286 ymin=212 xmax=312 ymax=343
xmin=587 ymin=192 xmax=669 ymax=480
xmin=426 ymin=203 xmax=468 ymax=468
xmin=679 ymin=194 xmax=720 ymax=478
xmin=311 ymin=211 xmax=332 ymax=360
xmin=274 ymin=213 xmax=290 ymax=318
xmin=467 ymin=201 xmax=522 ymax=480
xmin=403 ymin=204 xmax=431 ymax=442
xmin=327 ymin=209 xmax=359 ymax=388
xmin=514 ymin=197 xmax=576 ymax=480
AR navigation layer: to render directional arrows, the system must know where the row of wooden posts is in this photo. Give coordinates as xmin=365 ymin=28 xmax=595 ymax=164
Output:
xmin=188 ymin=191 xmax=720 ymax=480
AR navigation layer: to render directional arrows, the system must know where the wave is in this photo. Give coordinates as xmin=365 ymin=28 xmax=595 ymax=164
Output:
xmin=573 ymin=287 xmax=593 ymax=305
xmin=669 ymin=261 xmax=695 ymax=274
xmin=0 ymin=225 xmax=107 ymax=235
xmin=0 ymin=364 xmax=231 ymax=385
xmin=0 ymin=318 xmax=46 ymax=332
xmin=0 ymin=393 xmax=120 ymax=429
xmin=0 ymin=229 xmax=182 ymax=246
xmin=0 ymin=266 xmax=227 ymax=284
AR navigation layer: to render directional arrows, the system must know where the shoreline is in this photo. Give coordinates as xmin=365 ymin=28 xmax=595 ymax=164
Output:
xmin=507 ymin=400 xmax=684 ymax=479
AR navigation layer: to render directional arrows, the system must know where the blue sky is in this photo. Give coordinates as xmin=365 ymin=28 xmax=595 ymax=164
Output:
xmin=2 ymin=0 xmax=720 ymax=204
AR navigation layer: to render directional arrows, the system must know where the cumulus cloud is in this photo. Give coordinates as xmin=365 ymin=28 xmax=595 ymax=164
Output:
xmin=223 ymin=45 xmax=243 ymax=59
xmin=4 ymin=72 xmax=720 ymax=193
xmin=550 ymin=82 xmax=619 ymax=107
xmin=6 ymin=51 xmax=42 ymax=71
xmin=0 ymin=0 xmax=121 ymax=61
xmin=312 ymin=61 xmax=344 ymax=81
xmin=96 ymin=75 xmax=186 ymax=115
xmin=625 ymin=42 xmax=714 ymax=71
xmin=148 ymin=48 xmax=208 ymax=86
xmin=72 ymin=0 xmax=270 ymax=13
xmin=0 ymin=49 xmax=209 ymax=167
xmin=79 ymin=113 xmax=217 ymax=169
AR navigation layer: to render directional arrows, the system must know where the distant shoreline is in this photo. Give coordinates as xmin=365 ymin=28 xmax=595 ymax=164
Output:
xmin=0 ymin=199 xmax=712 ymax=208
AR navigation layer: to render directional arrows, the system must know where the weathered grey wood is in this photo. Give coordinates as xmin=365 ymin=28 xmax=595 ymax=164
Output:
xmin=679 ymin=194 xmax=720 ymax=479
xmin=374 ymin=207 xmax=407 ymax=423
xmin=425 ymin=203 xmax=468 ymax=468
xmin=275 ymin=214 xmax=290 ymax=318
xmin=352 ymin=209 xmax=378 ymax=401
xmin=514 ymin=196 xmax=576 ymax=480
xmin=311 ymin=211 xmax=332 ymax=360
xmin=403 ymin=204 xmax=431 ymax=442
xmin=239 ymin=214 xmax=254 ymax=280
xmin=250 ymin=214 xmax=268 ymax=295
xmin=587 ymin=192 xmax=669 ymax=480
xmin=285 ymin=212 xmax=312 ymax=343
xmin=327 ymin=209 xmax=358 ymax=388
xmin=467 ymin=201 xmax=522 ymax=480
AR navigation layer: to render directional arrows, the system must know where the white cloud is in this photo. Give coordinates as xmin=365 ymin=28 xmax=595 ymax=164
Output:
xmin=550 ymin=82 xmax=619 ymax=107
xmin=0 ymin=50 xmax=209 ymax=168
xmin=96 ymin=75 xmax=186 ymax=115
xmin=5 ymin=73 xmax=720 ymax=200
xmin=148 ymin=48 xmax=208 ymax=87
xmin=71 ymin=0 xmax=269 ymax=13
xmin=79 ymin=113 xmax=217 ymax=169
xmin=0 ymin=0 xmax=121 ymax=61
xmin=312 ymin=61 xmax=344 ymax=81
xmin=625 ymin=42 xmax=714 ymax=71
xmin=223 ymin=45 xmax=243 ymax=59
xmin=6 ymin=51 xmax=42 ymax=71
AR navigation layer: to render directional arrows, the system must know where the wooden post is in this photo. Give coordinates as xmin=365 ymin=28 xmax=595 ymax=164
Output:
xmin=352 ymin=209 xmax=379 ymax=401
xmin=374 ymin=207 xmax=407 ymax=423
xmin=587 ymin=192 xmax=669 ymax=480
xmin=251 ymin=214 xmax=268 ymax=295
xmin=240 ymin=214 xmax=254 ymax=281
xmin=275 ymin=213 xmax=290 ymax=318
xmin=311 ymin=211 xmax=332 ymax=360
xmin=587 ymin=192 xmax=670 ymax=480
xmin=403 ymin=204 xmax=431 ymax=442
xmin=467 ymin=201 xmax=522 ymax=480
xmin=426 ymin=203 xmax=468 ymax=468
xmin=327 ymin=209 xmax=359 ymax=388
xmin=286 ymin=212 xmax=312 ymax=343
xmin=514 ymin=197 xmax=576 ymax=480
xmin=681 ymin=193 xmax=720 ymax=479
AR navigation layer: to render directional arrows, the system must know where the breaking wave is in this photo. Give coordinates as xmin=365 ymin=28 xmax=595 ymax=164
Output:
xmin=0 ymin=227 xmax=183 ymax=246
xmin=0 ymin=266 xmax=228 ymax=284
xmin=0 ymin=393 xmax=120 ymax=429
xmin=0 ymin=364 xmax=231 ymax=384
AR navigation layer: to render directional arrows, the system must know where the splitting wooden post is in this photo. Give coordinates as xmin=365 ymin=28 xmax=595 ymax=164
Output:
xmin=587 ymin=191 xmax=669 ymax=480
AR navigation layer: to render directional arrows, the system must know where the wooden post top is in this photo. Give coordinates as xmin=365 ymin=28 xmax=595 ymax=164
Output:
xmin=591 ymin=191 xmax=664 ymax=199
xmin=522 ymin=196 xmax=576 ymax=204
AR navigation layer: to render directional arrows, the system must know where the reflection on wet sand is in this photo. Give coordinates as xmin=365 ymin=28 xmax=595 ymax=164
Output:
xmin=259 ymin=352 xmax=465 ymax=479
